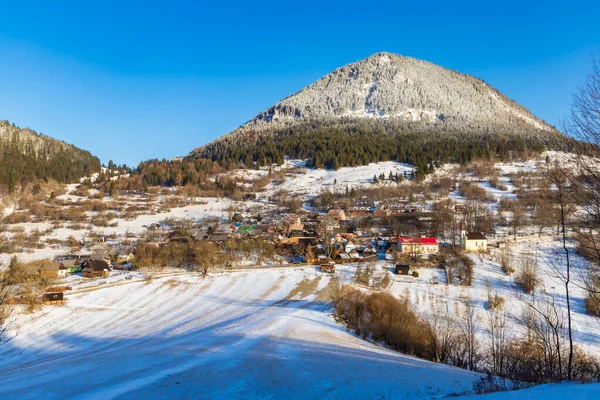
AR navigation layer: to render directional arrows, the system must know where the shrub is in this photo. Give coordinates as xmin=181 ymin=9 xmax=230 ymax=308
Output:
xmin=473 ymin=374 xmax=513 ymax=394
xmin=488 ymin=294 xmax=505 ymax=311
xmin=499 ymin=246 xmax=514 ymax=275
xmin=334 ymin=288 xmax=430 ymax=358
xmin=585 ymin=294 xmax=600 ymax=317
xmin=503 ymin=340 xmax=600 ymax=383
xmin=489 ymin=176 xmax=508 ymax=191
xmin=459 ymin=181 xmax=493 ymax=202
xmin=354 ymin=264 xmax=373 ymax=286
xmin=412 ymin=271 xmax=419 ymax=278
xmin=373 ymin=272 xmax=391 ymax=289
xmin=515 ymin=258 xmax=539 ymax=294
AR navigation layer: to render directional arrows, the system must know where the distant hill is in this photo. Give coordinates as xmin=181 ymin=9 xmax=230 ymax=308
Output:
xmin=0 ymin=120 xmax=101 ymax=187
xmin=190 ymin=52 xmax=567 ymax=172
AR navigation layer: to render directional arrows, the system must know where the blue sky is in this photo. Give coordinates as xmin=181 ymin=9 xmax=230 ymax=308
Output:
xmin=0 ymin=0 xmax=598 ymax=166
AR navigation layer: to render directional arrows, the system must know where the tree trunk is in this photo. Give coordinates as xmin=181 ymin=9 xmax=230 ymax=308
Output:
xmin=560 ymin=200 xmax=574 ymax=380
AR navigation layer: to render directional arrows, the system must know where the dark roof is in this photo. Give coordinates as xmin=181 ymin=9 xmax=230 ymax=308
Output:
xmin=466 ymin=232 xmax=486 ymax=240
xmin=208 ymin=233 xmax=229 ymax=242
xmin=39 ymin=263 xmax=59 ymax=271
xmin=60 ymin=259 xmax=82 ymax=268
xmin=332 ymin=227 xmax=349 ymax=234
xmin=83 ymin=259 xmax=110 ymax=271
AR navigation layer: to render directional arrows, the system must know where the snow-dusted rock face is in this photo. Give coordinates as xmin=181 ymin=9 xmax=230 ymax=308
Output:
xmin=194 ymin=52 xmax=556 ymax=154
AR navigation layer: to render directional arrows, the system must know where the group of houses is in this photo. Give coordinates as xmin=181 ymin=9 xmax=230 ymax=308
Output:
xmin=36 ymin=196 xmax=489 ymax=281
xmin=38 ymin=247 xmax=136 ymax=280
xmin=330 ymin=198 xmax=422 ymax=218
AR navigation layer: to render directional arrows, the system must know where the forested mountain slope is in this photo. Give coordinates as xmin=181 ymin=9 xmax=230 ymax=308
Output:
xmin=0 ymin=120 xmax=101 ymax=186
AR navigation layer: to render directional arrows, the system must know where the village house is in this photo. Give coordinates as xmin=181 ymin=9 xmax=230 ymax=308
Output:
xmin=362 ymin=243 xmax=378 ymax=260
xmin=109 ymin=247 xmax=136 ymax=265
xmin=59 ymin=259 xmax=83 ymax=274
xmin=397 ymin=237 xmax=439 ymax=255
xmin=343 ymin=240 xmax=356 ymax=253
xmin=38 ymin=262 xmax=69 ymax=279
xmin=327 ymin=209 xmax=346 ymax=221
xmin=81 ymin=259 xmax=111 ymax=278
xmin=207 ymin=232 xmax=231 ymax=244
xmin=90 ymin=251 xmax=112 ymax=265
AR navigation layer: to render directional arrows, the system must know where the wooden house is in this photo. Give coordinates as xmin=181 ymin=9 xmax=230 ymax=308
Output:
xmin=344 ymin=240 xmax=356 ymax=253
xmin=207 ymin=232 xmax=230 ymax=244
xmin=289 ymin=223 xmax=304 ymax=232
xmin=109 ymin=247 xmax=136 ymax=265
xmin=327 ymin=209 xmax=346 ymax=221
xmin=117 ymin=252 xmax=135 ymax=265
xmin=81 ymin=259 xmax=111 ymax=278
xmin=349 ymin=249 xmax=360 ymax=259
xmin=38 ymin=262 xmax=69 ymax=279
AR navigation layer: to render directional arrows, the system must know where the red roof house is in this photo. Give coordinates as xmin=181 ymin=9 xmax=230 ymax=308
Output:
xmin=398 ymin=237 xmax=439 ymax=255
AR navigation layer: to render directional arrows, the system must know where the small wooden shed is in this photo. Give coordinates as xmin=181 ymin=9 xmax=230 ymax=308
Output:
xmin=320 ymin=263 xmax=336 ymax=274
xmin=42 ymin=292 xmax=64 ymax=305
xmin=394 ymin=264 xmax=410 ymax=275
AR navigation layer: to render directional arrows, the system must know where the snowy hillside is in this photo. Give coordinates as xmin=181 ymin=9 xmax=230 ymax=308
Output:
xmin=225 ymin=158 xmax=415 ymax=200
xmin=0 ymin=268 xmax=479 ymax=399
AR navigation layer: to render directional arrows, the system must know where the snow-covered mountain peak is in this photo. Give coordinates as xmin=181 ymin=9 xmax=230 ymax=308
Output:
xmin=195 ymin=52 xmax=555 ymax=150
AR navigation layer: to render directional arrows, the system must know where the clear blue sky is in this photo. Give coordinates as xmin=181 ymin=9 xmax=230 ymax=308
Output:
xmin=0 ymin=0 xmax=598 ymax=167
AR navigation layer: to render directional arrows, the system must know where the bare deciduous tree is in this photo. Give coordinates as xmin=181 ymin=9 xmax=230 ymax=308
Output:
xmin=520 ymin=291 xmax=568 ymax=381
xmin=453 ymin=299 xmax=481 ymax=371
xmin=560 ymin=57 xmax=600 ymax=309
xmin=426 ymin=311 xmax=458 ymax=364
xmin=543 ymin=169 xmax=576 ymax=379
xmin=551 ymin=57 xmax=600 ymax=378
xmin=486 ymin=305 xmax=509 ymax=376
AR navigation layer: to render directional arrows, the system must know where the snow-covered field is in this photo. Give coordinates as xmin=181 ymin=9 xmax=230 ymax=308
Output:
xmin=0 ymin=267 xmax=479 ymax=399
